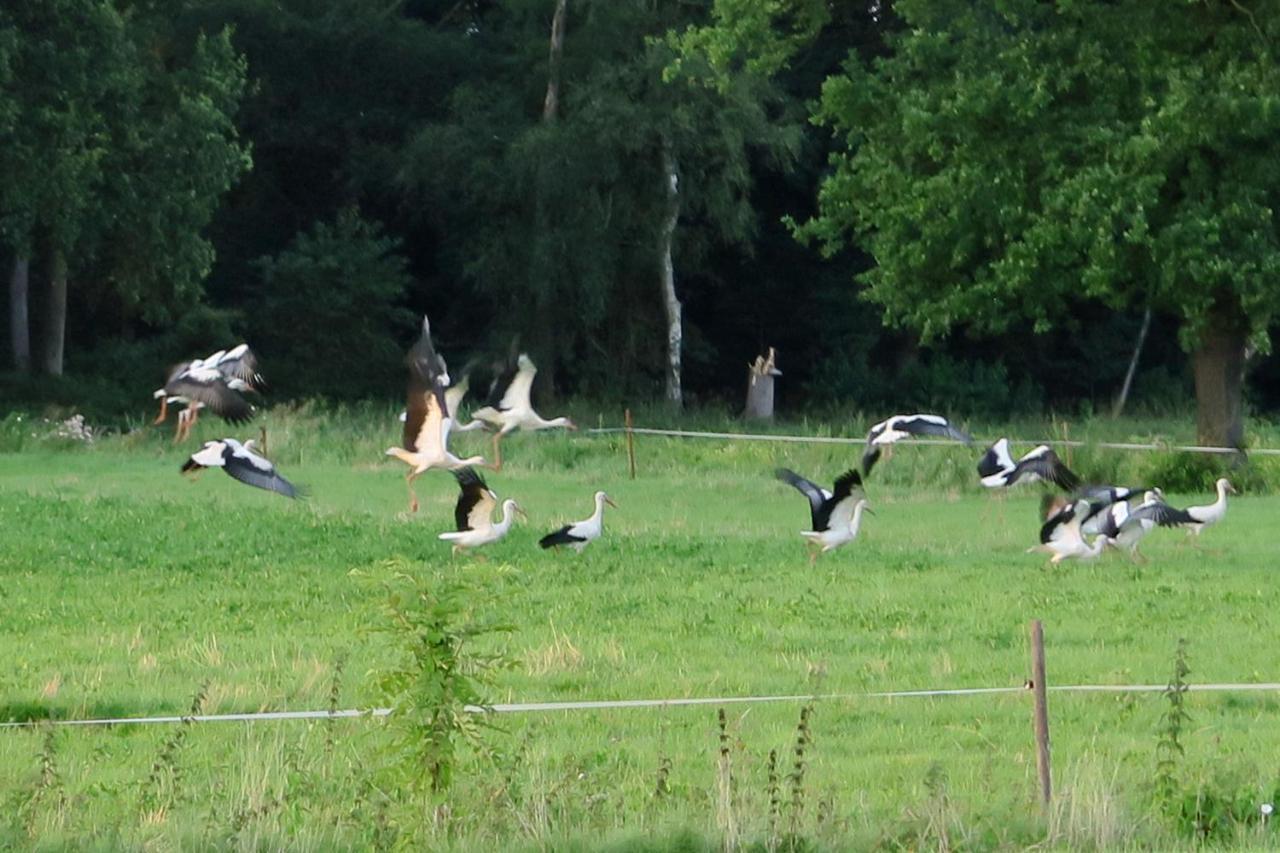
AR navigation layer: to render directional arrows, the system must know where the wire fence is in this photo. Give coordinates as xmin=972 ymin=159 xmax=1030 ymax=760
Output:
xmin=5 ymin=681 xmax=1279 ymax=730
xmin=584 ymin=425 xmax=1276 ymax=456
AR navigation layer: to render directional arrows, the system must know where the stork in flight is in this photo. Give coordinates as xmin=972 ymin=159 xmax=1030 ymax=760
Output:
xmin=181 ymin=438 xmax=300 ymax=499
xmin=470 ymin=352 xmax=576 ymax=470
xmin=384 ymin=317 xmax=486 ymax=513
xmin=861 ymin=414 xmax=971 ymax=476
xmin=775 ymin=467 xmax=872 ymax=564
xmin=977 ymin=439 xmax=1080 ymax=491
xmin=438 ymin=467 xmax=525 ymax=555
xmin=153 ymin=344 xmax=263 ymax=443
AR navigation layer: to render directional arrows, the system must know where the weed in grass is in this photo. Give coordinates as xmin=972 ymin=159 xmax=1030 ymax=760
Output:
xmin=373 ymin=563 xmax=515 ymax=799
xmin=786 ymin=705 xmax=812 ymax=844
xmin=765 ymin=749 xmax=781 ymax=853
xmin=139 ymin=681 xmax=208 ymax=819
xmin=1155 ymin=639 xmax=1191 ymax=809
xmin=654 ymin=756 xmax=672 ymax=800
xmin=21 ymin=725 xmax=66 ymax=836
xmin=325 ymin=652 xmax=348 ymax=758
xmin=715 ymin=708 xmax=737 ymax=851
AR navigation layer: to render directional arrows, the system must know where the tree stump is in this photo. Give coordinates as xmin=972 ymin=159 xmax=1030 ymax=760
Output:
xmin=744 ymin=347 xmax=781 ymax=421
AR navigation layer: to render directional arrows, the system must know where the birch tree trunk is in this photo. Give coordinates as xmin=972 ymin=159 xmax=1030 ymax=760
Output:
xmin=1111 ymin=307 xmax=1150 ymax=417
xmin=40 ymin=248 xmax=67 ymax=376
xmin=658 ymin=139 xmax=682 ymax=408
xmin=9 ymin=256 xmax=31 ymax=372
xmin=542 ymin=0 xmax=567 ymax=121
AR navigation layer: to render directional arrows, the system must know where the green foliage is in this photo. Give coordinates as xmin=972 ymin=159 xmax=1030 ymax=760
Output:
xmin=372 ymin=563 xmax=515 ymax=798
xmin=402 ymin=0 xmax=804 ymax=393
xmin=801 ymin=0 xmax=1280 ymax=351
xmin=251 ymin=210 xmax=415 ymax=399
xmin=0 ymin=0 xmax=249 ymax=316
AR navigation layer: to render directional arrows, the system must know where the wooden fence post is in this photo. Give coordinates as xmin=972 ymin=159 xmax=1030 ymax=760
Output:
xmin=625 ymin=408 xmax=636 ymax=480
xmin=1029 ymin=619 xmax=1052 ymax=809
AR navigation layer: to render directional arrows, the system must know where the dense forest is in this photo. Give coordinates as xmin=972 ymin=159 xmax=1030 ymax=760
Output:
xmin=3 ymin=0 xmax=1280 ymax=445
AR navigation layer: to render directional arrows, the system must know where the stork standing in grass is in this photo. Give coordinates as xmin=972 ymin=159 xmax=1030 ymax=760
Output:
xmin=861 ymin=414 xmax=972 ymax=476
xmin=153 ymin=345 xmax=263 ymax=443
xmin=977 ymin=439 xmax=1080 ymax=491
xmin=385 ymin=317 xmax=487 ymax=513
xmin=539 ymin=491 xmax=617 ymax=552
xmin=181 ymin=438 xmax=300 ymax=498
xmin=470 ymin=352 xmax=576 ymax=470
xmin=439 ymin=467 xmax=525 ymax=555
xmin=775 ymin=468 xmax=871 ymax=564
xmin=1028 ymin=498 xmax=1105 ymax=565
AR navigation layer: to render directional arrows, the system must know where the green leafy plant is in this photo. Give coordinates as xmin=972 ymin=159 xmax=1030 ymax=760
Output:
xmin=1155 ymin=638 xmax=1191 ymax=809
xmin=373 ymin=565 xmax=515 ymax=798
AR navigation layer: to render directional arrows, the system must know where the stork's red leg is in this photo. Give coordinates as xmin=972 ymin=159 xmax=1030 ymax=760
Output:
xmin=407 ymin=471 xmax=420 ymax=513
xmin=153 ymin=397 xmax=168 ymax=425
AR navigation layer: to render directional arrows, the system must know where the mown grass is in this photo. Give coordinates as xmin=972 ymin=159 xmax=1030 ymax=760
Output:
xmin=2 ymin=404 xmax=1280 ymax=849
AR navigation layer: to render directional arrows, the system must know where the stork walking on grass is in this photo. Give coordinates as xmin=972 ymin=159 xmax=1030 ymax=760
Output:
xmin=385 ymin=317 xmax=486 ymax=513
xmin=470 ymin=352 xmax=576 ymax=470
xmin=977 ymin=439 xmax=1080 ymax=491
xmin=861 ymin=414 xmax=972 ymax=476
xmin=181 ymin=438 xmax=300 ymax=498
xmin=775 ymin=467 xmax=871 ymax=564
xmin=438 ymin=467 xmax=525 ymax=555
xmin=539 ymin=491 xmax=617 ymax=552
xmin=1028 ymin=498 xmax=1105 ymax=565
xmin=153 ymin=344 xmax=264 ymax=443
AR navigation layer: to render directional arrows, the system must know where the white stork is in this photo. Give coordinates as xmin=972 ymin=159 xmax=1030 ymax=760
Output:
xmin=977 ymin=439 xmax=1080 ymax=491
xmin=775 ymin=467 xmax=871 ymax=564
xmin=470 ymin=352 xmax=576 ymax=470
xmin=396 ymin=373 xmax=486 ymax=432
xmin=153 ymin=345 xmax=263 ymax=443
xmin=538 ymin=491 xmax=617 ymax=552
xmin=438 ymin=467 xmax=525 ymax=555
xmin=181 ymin=438 xmax=300 ymax=498
xmin=861 ymin=414 xmax=971 ymax=476
xmin=1118 ymin=479 xmax=1235 ymax=539
xmin=1027 ymin=498 xmax=1105 ymax=565
xmin=1093 ymin=490 xmax=1166 ymax=560
xmin=384 ymin=317 xmax=486 ymax=513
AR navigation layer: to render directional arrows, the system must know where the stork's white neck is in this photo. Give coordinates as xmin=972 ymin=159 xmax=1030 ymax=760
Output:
xmin=534 ymin=415 xmax=572 ymax=430
xmin=849 ymin=502 xmax=868 ymax=537
xmin=495 ymin=500 xmax=519 ymax=534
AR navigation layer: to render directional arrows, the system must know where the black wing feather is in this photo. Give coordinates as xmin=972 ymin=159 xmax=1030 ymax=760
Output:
xmin=221 ymin=452 xmax=300 ymax=498
xmin=539 ymin=526 xmax=587 ymax=549
xmin=898 ymin=415 xmax=973 ymax=444
xmin=452 ymin=467 xmax=489 ymax=531
xmin=165 ymin=374 xmax=255 ymax=424
xmin=815 ymin=469 xmax=863 ymax=532
xmin=775 ymin=468 xmax=827 ymax=529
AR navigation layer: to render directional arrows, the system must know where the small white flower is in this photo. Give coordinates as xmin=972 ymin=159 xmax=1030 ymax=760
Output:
xmin=1262 ymin=803 xmax=1273 ymax=817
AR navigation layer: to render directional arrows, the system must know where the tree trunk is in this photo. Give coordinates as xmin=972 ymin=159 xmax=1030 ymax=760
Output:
xmin=659 ymin=139 xmax=682 ymax=408
xmin=40 ymin=248 xmax=67 ymax=377
xmin=1192 ymin=294 xmax=1247 ymax=448
xmin=745 ymin=347 xmax=780 ymax=421
xmin=542 ymin=0 xmax=567 ymax=121
xmin=1111 ymin=307 xmax=1151 ymax=418
xmin=9 ymin=256 xmax=31 ymax=372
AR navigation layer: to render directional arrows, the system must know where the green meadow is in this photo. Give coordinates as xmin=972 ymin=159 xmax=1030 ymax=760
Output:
xmin=2 ymin=406 xmax=1279 ymax=850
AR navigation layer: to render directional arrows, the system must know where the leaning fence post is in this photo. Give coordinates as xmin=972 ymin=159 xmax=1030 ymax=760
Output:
xmin=1029 ymin=619 xmax=1052 ymax=809
xmin=624 ymin=408 xmax=637 ymax=480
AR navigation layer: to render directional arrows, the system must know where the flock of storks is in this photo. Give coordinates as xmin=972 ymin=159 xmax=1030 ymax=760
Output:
xmin=155 ymin=317 xmax=1235 ymax=563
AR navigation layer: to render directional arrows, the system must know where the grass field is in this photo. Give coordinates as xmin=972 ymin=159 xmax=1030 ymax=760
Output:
xmin=2 ymin=405 xmax=1280 ymax=849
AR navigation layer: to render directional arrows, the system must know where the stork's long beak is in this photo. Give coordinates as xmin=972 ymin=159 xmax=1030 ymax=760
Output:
xmin=604 ymin=496 xmax=618 ymax=509
xmin=180 ymin=459 xmax=202 ymax=474
xmin=864 ymin=506 xmax=876 ymax=516
xmin=567 ymin=420 xmax=579 ymax=432
xmin=515 ymin=505 xmax=529 ymax=520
